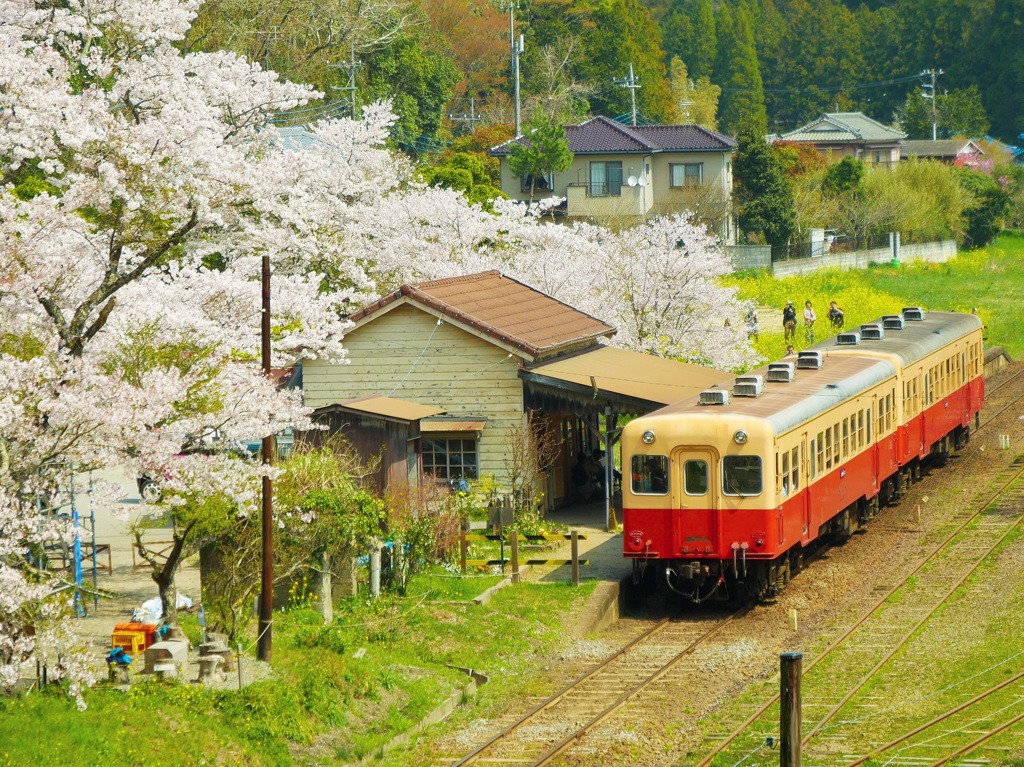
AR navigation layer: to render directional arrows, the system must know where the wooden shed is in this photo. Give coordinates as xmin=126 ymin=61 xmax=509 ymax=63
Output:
xmin=302 ymin=271 xmax=730 ymax=506
xmin=308 ymin=396 xmax=446 ymax=494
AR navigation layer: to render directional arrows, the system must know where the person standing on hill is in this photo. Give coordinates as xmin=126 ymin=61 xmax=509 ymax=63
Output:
xmin=803 ymin=300 xmax=816 ymax=342
xmin=783 ymin=300 xmax=797 ymax=342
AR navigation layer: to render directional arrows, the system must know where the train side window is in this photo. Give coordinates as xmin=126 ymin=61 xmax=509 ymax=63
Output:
xmin=722 ymin=456 xmax=762 ymax=496
xmin=885 ymin=394 xmax=893 ymax=431
xmin=842 ymin=419 xmax=849 ymax=457
xmin=631 ymin=455 xmax=669 ymax=495
xmin=815 ymin=434 xmax=823 ymax=475
xmin=866 ymin=407 xmax=872 ymax=443
xmin=833 ymin=424 xmax=840 ymax=458
xmin=925 ymin=372 xmax=931 ymax=405
xmin=781 ymin=451 xmax=790 ymax=497
xmin=825 ymin=428 xmax=833 ymax=469
xmin=791 ymin=447 xmax=800 ymax=490
xmin=683 ymin=460 xmax=708 ymax=496
xmin=810 ymin=439 xmax=817 ymax=479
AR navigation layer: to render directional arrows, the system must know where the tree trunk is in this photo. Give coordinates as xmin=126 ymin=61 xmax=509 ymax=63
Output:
xmin=318 ymin=550 xmax=333 ymax=624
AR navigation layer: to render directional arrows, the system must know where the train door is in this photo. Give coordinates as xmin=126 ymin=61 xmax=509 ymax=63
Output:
xmin=800 ymin=434 xmax=811 ymax=541
xmin=671 ymin=447 xmax=719 ymax=555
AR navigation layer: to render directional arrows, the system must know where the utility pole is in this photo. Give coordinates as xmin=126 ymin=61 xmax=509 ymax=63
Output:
xmin=328 ymin=42 xmax=363 ymax=119
xmin=920 ymin=68 xmax=943 ymax=141
xmin=449 ymin=96 xmax=482 ymax=131
xmin=501 ymin=2 xmax=524 ymax=136
xmin=614 ymin=63 xmax=641 ymax=126
xmin=258 ymin=254 xmax=275 ymax=663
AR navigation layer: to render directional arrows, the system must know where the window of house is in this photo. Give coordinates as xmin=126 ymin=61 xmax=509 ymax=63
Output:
xmin=723 ymin=456 xmax=762 ymax=496
xmin=589 ymin=161 xmax=623 ymax=197
xmin=670 ymin=162 xmax=703 ymax=187
xmin=519 ymin=173 xmax=551 ymax=193
xmin=632 ymin=455 xmax=669 ymax=494
xmin=423 ymin=437 xmax=478 ymax=481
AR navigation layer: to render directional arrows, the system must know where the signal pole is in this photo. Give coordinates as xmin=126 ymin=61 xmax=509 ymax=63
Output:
xmin=614 ymin=63 xmax=641 ymax=126
xmin=919 ymin=68 xmax=943 ymax=141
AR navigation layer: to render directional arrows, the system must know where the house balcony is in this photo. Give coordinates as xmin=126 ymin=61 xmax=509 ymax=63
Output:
xmin=565 ymin=182 xmax=651 ymax=219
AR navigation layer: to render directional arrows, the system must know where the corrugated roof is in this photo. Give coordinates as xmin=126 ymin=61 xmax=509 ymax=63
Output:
xmin=350 ymin=271 xmax=615 ymax=360
xmin=333 ymin=395 xmax=446 ymax=422
xmin=781 ymin=112 xmax=906 ymax=143
xmin=490 ymin=116 xmax=736 ymax=157
xmin=524 ymin=346 xmax=727 ymax=407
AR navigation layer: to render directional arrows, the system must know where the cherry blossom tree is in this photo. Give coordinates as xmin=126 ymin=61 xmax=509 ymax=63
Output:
xmin=0 ymin=0 xmax=402 ymax=702
xmin=1 ymin=0 xmax=754 ymax=705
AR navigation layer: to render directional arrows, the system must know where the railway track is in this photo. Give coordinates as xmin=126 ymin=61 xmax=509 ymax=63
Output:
xmin=694 ymin=456 xmax=1024 ymax=767
xmin=444 ymin=609 xmax=743 ymax=767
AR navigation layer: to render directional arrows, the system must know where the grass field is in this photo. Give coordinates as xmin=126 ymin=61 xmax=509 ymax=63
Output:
xmin=728 ymin=231 xmax=1024 ymax=362
xmin=0 ymin=571 xmax=594 ymax=767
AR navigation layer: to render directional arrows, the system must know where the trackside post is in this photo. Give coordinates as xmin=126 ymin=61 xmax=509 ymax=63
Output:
xmin=780 ymin=651 xmax=803 ymax=767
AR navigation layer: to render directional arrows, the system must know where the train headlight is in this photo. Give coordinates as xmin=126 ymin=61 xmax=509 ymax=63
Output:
xmin=734 ymin=429 xmax=748 ymax=444
xmin=641 ymin=429 xmax=656 ymax=444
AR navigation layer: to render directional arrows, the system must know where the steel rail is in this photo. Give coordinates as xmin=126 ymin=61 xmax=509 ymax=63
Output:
xmin=926 ymin=708 xmax=1024 ymax=767
xmin=695 ymin=459 xmax=1024 ymax=767
xmin=843 ymin=668 xmax=1024 ymax=767
xmin=530 ymin=609 xmax=745 ymax=767
xmin=801 ymin=496 xmax=1024 ymax=745
xmin=450 ymin=617 xmax=673 ymax=767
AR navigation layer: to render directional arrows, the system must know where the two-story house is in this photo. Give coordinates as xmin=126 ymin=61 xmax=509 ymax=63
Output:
xmin=489 ymin=116 xmax=737 ymax=241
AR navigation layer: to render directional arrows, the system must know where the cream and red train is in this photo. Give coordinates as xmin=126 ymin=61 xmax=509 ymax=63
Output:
xmin=621 ymin=309 xmax=984 ymax=602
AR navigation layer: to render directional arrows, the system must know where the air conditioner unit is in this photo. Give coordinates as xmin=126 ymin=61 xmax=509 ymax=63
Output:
xmin=732 ymin=375 xmax=764 ymax=397
xmin=796 ymin=351 xmax=824 ymax=369
xmin=699 ymin=389 xmax=730 ymax=406
xmin=882 ymin=315 xmax=905 ymax=330
xmin=902 ymin=307 xmax=926 ymax=321
xmin=860 ymin=324 xmax=885 ymax=340
xmin=836 ymin=331 xmax=862 ymax=345
xmin=766 ymin=362 xmax=796 ymax=383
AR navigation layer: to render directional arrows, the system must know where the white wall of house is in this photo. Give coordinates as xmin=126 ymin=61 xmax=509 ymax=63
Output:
xmin=302 ymin=303 xmax=528 ymax=488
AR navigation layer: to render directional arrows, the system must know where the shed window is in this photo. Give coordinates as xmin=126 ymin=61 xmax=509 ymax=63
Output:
xmin=423 ymin=437 xmax=478 ymax=481
xmin=723 ymin=456 xmax=762 ymax=496
xmin=632 ymin=455 xmax=669 ymax=495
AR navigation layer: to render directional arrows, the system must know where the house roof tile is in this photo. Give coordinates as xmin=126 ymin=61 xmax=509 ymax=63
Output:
xmin=781 ymin=112 xmax=906 ymax=143
xmin=490 ymin=115 xmax=736 ymax=156
xmin=349 ymin=270 xmax=615 ymax=360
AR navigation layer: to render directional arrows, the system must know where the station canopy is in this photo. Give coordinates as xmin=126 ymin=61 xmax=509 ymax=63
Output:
xmin=521 ymin=346 xmax=729 ymax=415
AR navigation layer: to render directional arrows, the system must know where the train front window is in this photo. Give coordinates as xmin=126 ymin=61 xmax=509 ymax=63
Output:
xmin=723 ymin=456 xmax=762 ymax=496
xmin=631 ymin=455 xmax=669 ymax=495
xmin=683 ymin=460 xmax=708 ymax=495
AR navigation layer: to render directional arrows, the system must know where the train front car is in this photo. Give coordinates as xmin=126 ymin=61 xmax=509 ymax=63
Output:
xmin=622 ymin=399 xmax=777 ymax=603
xmin=622 ymin=354 xmax=900 ymax=604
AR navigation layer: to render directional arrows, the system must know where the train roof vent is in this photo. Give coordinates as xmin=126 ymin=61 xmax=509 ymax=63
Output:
xmin=698 ymin=389 xmax=730 ymax=406
xmin=836 ymin=331 xmax=862 ymax=345
xmin=796 ymin=351 xmax=824 ymax=369
xmin=732 ymin=375 xmax=764 ymax=398
xmin=882 ymin=315 xmax=905 ymax=330
xmin=766 ymin=362 xmax=796 ymax=383
xmin=860 ymin=324 xmax=885 ymax=340
xmin=902 ymin=306 xmax=926 ymax=321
